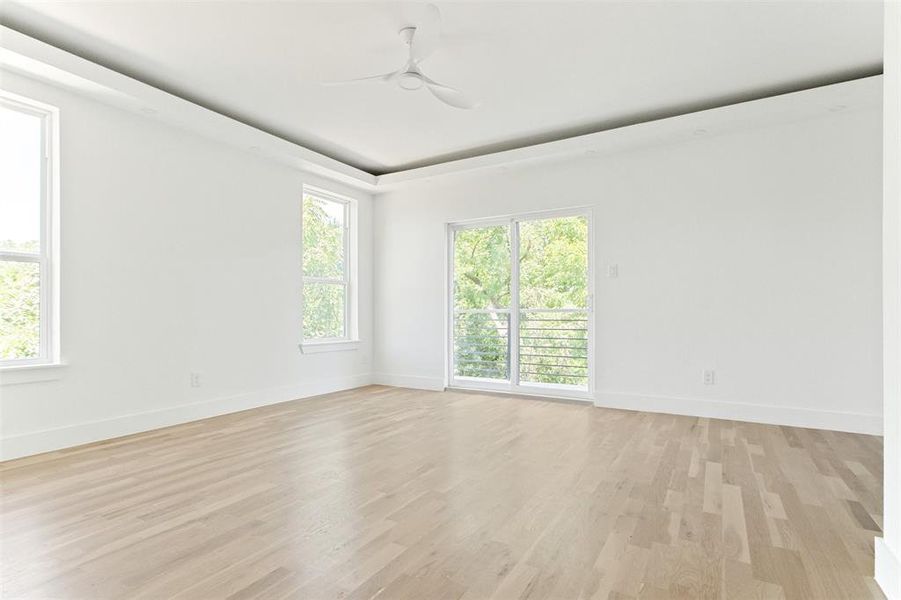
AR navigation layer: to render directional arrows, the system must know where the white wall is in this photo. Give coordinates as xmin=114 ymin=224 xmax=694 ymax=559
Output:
xmin=0 ymin=71 xmax=373 ymax=460
xmin=877 ymin=2 xmax=901 ymax=597
xmin=373 ymin=104 xmax=883 ymax=434
xmin=0 ymin=68 xmax=884 ymax=459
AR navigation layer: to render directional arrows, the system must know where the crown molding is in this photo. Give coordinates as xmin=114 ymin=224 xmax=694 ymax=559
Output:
xmin=375 ymin=74 xmax=882 ymax=190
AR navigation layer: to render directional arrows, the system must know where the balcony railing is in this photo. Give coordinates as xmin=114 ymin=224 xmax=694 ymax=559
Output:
xmin=519 ymin=309 xmax=589 ymax=387
xmin=453 ymin=308 xmax=589 ymax=388
xmin=453 ymin=309 xmax=510 ymax=380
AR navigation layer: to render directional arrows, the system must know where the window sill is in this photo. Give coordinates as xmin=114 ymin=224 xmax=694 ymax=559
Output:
xmin=299 ymin=340 xmax=360 ymax=354
xmin=0 ymin=362 xmax=67 ymax=385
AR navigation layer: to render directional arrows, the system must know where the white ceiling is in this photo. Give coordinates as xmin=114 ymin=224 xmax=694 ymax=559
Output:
xmin=0 ymin=1 xmax=883 ymax=175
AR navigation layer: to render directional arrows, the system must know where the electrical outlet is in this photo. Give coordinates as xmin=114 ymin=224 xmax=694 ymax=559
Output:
xmin=190 ymin=372 xmax=202 ymax=388
xmin=607 ymin=264 xmax=619 ymax=278
xmin=703 ymin=369 xmax=716 ymax=385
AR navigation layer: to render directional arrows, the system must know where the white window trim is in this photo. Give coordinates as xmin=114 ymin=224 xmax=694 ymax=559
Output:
xmin=0 ymin=362 xmax=67 ymax=385
xmin=445 ymin=206 xmax=595 ymax=400
xmin=0 ymin=91 xmax=61 ymax=373
xmin=300 ymin=340 xmax=361 ymax=354
xmin=299 ymin=185 xmax=359 ymax=353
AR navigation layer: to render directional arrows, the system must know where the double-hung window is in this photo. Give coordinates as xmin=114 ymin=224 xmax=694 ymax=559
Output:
xmin=1 ymin=93 xmax=59 ymax=367
xmin=301 ymin=186 xmax=356 ymax=348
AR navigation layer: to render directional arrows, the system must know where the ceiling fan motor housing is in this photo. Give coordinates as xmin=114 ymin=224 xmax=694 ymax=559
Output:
xmin=398 ymin=71 xmax=424 ymax=90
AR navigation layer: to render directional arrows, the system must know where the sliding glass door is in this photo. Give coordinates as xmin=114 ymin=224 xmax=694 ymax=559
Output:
xmin=449 ymin=210 xmax=592 ymax=397
xmin=451 ymin=223 xmax=512 ymax=382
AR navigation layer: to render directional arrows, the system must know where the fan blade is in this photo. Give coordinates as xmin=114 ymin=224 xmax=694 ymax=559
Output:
xmin=322 ymin=71 xmax=397 ymax=86
xmin=410 ymin=3 xmax=442 ymax=63
xmin=424 ymin=79 xmax=477 ymax=110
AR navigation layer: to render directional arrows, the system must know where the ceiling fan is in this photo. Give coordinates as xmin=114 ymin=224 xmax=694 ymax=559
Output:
xmin=324 ymin=4 xmax=477 ymax=110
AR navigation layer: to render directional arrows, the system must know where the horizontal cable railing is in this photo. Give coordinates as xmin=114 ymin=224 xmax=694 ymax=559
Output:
xmin=519 ymin=309 xmax=589 ymax=387
xmin=453 ymin=309 xmax=510 ymax=380
xmin=454 ymin=308 xmax=589 ymax=388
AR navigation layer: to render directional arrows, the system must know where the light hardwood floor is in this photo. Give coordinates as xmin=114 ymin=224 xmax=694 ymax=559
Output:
xmin=0 ymin=386 xmax=885 ymax=599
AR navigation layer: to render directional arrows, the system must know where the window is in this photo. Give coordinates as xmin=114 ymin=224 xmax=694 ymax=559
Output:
xmin=1 ymin=93 xmax=58 ymax=367
xmin=449 ymin=209 xmax=592 ymax=397
xmin=301 ymin=186 xmax=356 ymax=346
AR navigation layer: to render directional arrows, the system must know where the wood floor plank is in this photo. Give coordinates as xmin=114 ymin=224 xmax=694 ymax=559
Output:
xmin=0 ymin=386 xmax=885 ymax=599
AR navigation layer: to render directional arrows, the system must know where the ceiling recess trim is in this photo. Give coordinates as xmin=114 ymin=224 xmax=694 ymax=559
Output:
xmin=375 ymin=74 xmax=882 ymax=190
xmin=0 ymin=26 xmax=883 ymax=193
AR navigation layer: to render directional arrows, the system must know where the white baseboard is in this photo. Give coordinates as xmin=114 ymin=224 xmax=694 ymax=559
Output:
xmin=594 ymin=391 xmax=882 ymax=435
xmin=877 ymin=538 xmax=901 ymax=600
xmin=372 ymin=372 xmax=445 ymax=391
xmin=3 ymin=378 xmax=881 ymax=461
xmin=0 ymin=373 xmax=373 ymax=461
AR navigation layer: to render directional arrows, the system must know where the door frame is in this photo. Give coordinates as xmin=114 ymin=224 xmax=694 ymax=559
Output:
xmin=445 ymin=206 xmax=595 ymax=401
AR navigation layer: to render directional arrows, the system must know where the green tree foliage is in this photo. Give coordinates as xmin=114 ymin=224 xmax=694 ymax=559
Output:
xmin=453 ymin=225 xmax=510 ymax=310
xmin=303 ymin=283 xmax=345 ymax=339
xmin=1 ymin=240 xmax=41 ymax=360
xmin=519 ymin=217 xmax=588 ymax=308
xmin=302 ymin=195 xmax=346 ymax=339
xmin=303 ymin=195 xmax=344 ymax=278
xmin=453 ymin=216 xmax=588 ymax=385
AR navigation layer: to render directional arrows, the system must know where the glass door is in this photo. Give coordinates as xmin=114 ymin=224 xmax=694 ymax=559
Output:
xmin=517 ymin=215 xmax=590 ymax=390
xmin=451 ymin=223 xmax=512 ymax=383
xmin=449 ymin=210 xmax=592 ymax=397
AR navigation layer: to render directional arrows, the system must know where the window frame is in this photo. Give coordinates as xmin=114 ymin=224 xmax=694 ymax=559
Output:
xmin=300 ymin=185 xmax=358 ymax=351
xmin=445 ymin=207 xmax=594 ymax=400
xmin=0 ymin=91 xmax=60 ymax=369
